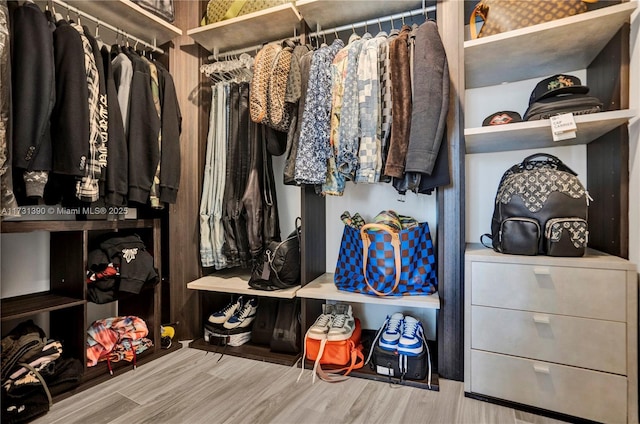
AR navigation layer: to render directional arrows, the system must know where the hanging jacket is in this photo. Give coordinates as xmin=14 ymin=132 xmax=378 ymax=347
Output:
xmin=384 ymin=25 xmax=412 ymax=179
xmin=0 ymin=0 xmax=18 ymax=214
xmin=50 ymin=20 xmax=89 ymax=178
xmin=125 ymin=49 xmax=160 ymax=204
xmin=155 ymin=62 xmax=182 ymax=204
xmin=404 ymin=20 xmax=450 ymax=178
xmin=11 ymin=1 xmax=55 ymax=197
xmin=101 ymin=45 xmax=128 ymax=207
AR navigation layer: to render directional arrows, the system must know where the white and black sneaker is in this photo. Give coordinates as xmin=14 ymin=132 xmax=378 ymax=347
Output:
xmin=397 ymin=316 xmax=425 ymax=356
xmin=379 ymin=313 xmax=404 ymax=352
xmin=208 ymin=296 xmax=243 ymax=325
xmin=306 ymin=304 xmax=335 ymax=340
xmin=223 ymin=297 xmax=258 ymax=329
xmin=327 ymin=304 xmax=355 ymax=341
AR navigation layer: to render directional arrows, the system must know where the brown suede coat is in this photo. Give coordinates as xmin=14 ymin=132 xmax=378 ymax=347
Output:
xmin=384 ymin=25 xmax=412 ymax=179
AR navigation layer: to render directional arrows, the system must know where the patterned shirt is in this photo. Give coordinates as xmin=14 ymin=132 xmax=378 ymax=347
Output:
xmin=294 ymin=39 xmax=344 ymax=185
xmin=378 ymin=31 xmax=392 ymax=180
xmin=335 ymin=33 xmax=369 ymax=180
xmin=322 ymin=44 xmax=350 ymax=196
xmin=355 ymin=33 xmax=387 ymax=183
xmin=73 ymin=24 xmax=102 ymax=202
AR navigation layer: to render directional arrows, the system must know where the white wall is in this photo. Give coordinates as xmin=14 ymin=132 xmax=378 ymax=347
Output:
xmin=465 ymin=71 xmax=588 ymax=242
xmin=325 ymin=182 xmax=439 ymax=339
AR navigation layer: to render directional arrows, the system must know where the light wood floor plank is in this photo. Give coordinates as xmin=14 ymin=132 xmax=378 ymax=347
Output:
xmin=31 ymin=344 xmax=570 ymax=424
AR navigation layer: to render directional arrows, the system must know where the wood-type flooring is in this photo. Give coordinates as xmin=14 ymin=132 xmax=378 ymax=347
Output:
xmin=32 ymin=343 xmax=568 ymax=424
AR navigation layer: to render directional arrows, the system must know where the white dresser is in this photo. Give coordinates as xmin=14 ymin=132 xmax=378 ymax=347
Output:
xmin=464 ymin=244 xmax=638 ymax=423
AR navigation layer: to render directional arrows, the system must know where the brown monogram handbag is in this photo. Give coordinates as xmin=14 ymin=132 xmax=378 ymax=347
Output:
xmin=469 ymin=0 xmax=597 ymax=39
xmin=202 ymin=0 xmax=290 ymax=26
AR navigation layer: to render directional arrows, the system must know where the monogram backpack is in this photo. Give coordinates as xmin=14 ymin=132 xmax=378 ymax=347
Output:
xmin=484 ymin=153 xmax=590 ymax=257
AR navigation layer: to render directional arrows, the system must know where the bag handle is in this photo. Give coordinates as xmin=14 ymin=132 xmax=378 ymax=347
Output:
xmin=521 ymin=153 xmax=577 ymax=175
xmin=360 ymin=223 xmax=401 ymax=297
xmin=223 ymin=0 xmax=248 ymax=20
xmin=315 ymin=342 xmax=365 ymax=383
xmin=469 ymin=2 xmax=488 ymax=40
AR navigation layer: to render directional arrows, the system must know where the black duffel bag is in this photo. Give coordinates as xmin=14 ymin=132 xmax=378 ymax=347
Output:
xmin=248 ymin=218 xmax=301 ymax=291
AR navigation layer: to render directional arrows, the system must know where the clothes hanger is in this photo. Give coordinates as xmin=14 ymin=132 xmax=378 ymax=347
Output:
xmin=112 ymin=31 xmax=122 ymax=55
xmin=94 ymin=20 xmax=106 ymax=50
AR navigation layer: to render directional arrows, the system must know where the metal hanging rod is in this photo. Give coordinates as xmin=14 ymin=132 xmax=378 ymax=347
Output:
xmin=50 ymin=0 xmax=164 ymax=54
xmin=308 ymin=6 xmax=436 ymax=39
xmin=207 ymin=5 xmax=435 ymax=62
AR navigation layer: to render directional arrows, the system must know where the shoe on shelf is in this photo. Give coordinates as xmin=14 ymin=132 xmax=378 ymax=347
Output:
xmin=327 ymin=304 xmax=355 ymax=341
xmin=397 ymin=316 xmax=425 ymax=357
xmin=223 ymin=297 xmax=259 ymax=329
xmin=208 ymin=296 xmax=243 ymax=325
xmin=306 ymin=303 xmax=335 ymax=340
xmin=379 ymin=313 xmax=404 ymax=352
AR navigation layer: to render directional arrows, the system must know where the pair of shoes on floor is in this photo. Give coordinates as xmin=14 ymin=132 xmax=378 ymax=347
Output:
xmin=307 ymin=303 xmax=355 ymax=341
xmin=208 ymin=296 xmax=258 ymax=329
xmin=379 ymin=313 xmax=425 ymax=356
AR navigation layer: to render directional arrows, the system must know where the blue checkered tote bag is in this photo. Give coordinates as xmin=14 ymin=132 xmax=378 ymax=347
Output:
xmin=334 ymin=223 xmax=437 ymax=297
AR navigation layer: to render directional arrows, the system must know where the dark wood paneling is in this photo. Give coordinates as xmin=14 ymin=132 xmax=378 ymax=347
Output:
xmin=586 ymin=26 xmax=629 ymax=258
xmin=437 ymin=0 xmax=465 ymax=382
xmin=0 ymin=219 xmax=157 ymax=233
xmin=300 ymin=185 xmax=326 ymax=286
xmin=168 ymin=0 xmax=208 ymax=340
xmin=0 ymin=293 xmax=85 ymax=321
xmin=51 ymin=305 xmax=85 ymax=363
xmin=50 ymin=232 xmax=85 ymax=298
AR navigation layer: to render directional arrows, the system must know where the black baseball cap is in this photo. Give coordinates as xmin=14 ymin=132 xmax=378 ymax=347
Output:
xmin=482 ymin=111 xmax=522 ymax=126
xmin=529 ymin=74 xmax=589 ymax=105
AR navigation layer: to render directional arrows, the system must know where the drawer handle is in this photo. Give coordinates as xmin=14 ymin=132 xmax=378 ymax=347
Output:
xmin=533 ymin=364 xmax=550 ymax=374
xmin=533 ymin=315 xmax=550 ymax=324
xmin=533 ymin=267 xmax=550 ymax=275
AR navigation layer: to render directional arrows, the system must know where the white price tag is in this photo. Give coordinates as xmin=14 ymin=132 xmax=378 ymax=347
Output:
xmin=553 ymin=130 xmax=576 ymax=141
xmin=550 ymin=113 xmax=577 ymax=141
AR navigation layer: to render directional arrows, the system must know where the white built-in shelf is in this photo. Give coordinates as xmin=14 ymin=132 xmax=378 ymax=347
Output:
xmin=465 ymin=109 xmax=635 ymax=154
xmin=187 ymin=269 xmax=299 ymax=299
xmin=187 ymin=3 xmax=302 ymax=54
xmin=464 ymin=2 xmax=637 ymax=89
xmin=295 ymin=0 xmax=424 ymax=31
xmin=64 ymin=0 xmax=182 ymax=46
xmin=297 ymin=273 xmax=441 ymax=309
xmin=465 ymin=243 xmax=637 ymax=271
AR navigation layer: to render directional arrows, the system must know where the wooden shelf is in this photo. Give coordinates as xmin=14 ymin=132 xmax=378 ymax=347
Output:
xmin=1 ymin=292 xmax=85 ymax=321
xmin=297 ymin=273 xmax=441 ymax=309
xmin=296 ymin=0 xmax=424 ymax=30
xmin=1 ymin=218 xmax=157 ymax=233
xmin=187 ymin=269 xmax=300 ymax=299
xmin=187 ymin=3 xmax=302 ymax=53
xmin=464 ymin=109 xmax=635 ymax=154
xmin=64 ymin=0 xmax=182 ymax=46
xmin=189 ymin=338 xmax=300 ymax=367
xmin=464 ymin=2 xmax=637 ymax=89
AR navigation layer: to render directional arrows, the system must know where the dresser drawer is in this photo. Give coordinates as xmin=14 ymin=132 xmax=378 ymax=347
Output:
xmin=471 ymin=306 xmax=626 ymax=374
xmin=471 ymin=262 xmax=626 ymax=321
xmin=470 ymin=350 xmax=627 ymax=423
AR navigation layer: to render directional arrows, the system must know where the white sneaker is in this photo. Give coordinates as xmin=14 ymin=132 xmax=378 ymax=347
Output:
xmin=223 ymin=297 xmax=258 ymax=329
xmin=379 ymin=313 xmax=404 ymax=352
xmin=307 ymin=304 xmax=335 ymax=340
xmin=208 ymin=297 xmax=242 ymax=324
xmin=327 ymin=304 xmax=355 ymax=341
xmin=397 ymin=316 xmax=425 ymax=356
